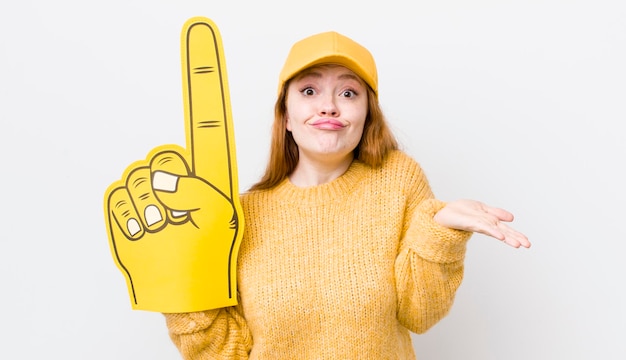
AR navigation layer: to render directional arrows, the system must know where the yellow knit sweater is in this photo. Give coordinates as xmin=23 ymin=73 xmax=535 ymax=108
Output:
xmin=164 ymin=150 xmax=471 ymax=359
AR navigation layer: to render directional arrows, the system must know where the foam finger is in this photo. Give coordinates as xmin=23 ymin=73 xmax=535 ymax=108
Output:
xmin=126 ymin=166 xmax=167 ymax=232
xmin=181 ymin=17 xmax=237 ymax=200
xmin=107 ymin=185 xmax=144 ymax=240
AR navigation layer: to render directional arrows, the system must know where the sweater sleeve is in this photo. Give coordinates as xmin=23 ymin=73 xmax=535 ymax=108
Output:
xmin=163 ymin=303 xmax=252 ymax=359
xmin=395 ymin=198 xmax=472 ymax=334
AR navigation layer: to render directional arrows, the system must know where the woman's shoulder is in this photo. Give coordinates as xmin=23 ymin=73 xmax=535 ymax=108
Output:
xmin=239 ymin=182 xmax=281 ymax=207
xmin=240 ymin=188 xmax=263 ymax=203
xmin=381 ymin=149 xmax=423 ymax=171
xmin=375 ymin=149 xmax=430 ymax=189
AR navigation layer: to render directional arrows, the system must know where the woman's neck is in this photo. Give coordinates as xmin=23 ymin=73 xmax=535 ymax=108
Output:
xmin=289 ymin=153 xmax=354 ymax=188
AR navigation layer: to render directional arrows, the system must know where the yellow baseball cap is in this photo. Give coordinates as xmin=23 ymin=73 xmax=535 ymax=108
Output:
xmin=278 ymin=31 xmax=378 ymax=97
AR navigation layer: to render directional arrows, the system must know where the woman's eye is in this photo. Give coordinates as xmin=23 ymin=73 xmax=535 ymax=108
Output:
xmin=342 ymin=90 xmax=356 ymax=98
xmin=301 ymin=87 xmax=316 ymax=96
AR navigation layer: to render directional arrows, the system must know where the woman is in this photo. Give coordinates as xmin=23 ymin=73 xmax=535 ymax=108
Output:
xmin=164 ymin=30 xmax=530 ymax=359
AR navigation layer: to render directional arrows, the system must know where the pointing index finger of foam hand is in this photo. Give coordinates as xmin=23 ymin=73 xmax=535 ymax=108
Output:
xmin=181 ymin=17 xmax=237 ymax=200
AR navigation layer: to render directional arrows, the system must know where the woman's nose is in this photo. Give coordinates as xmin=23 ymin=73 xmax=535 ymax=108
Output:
xmin=318 ymin=94 xmax=339 ymax=116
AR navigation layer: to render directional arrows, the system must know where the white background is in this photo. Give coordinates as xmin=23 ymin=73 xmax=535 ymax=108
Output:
xmin=1 ymin=0 xmax=624 ymax=359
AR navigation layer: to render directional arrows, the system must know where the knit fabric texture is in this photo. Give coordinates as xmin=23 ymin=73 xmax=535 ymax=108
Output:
xmin=165 ymin=150 xmax=471 ymax=359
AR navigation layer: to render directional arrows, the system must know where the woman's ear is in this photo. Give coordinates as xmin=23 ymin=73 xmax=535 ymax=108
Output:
xmin=285 ymin=115 xmax=292 ymax=132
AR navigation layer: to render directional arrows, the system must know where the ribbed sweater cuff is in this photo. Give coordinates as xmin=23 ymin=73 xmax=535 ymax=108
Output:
xmin=409 ymin=198 xmax=471 ymax=263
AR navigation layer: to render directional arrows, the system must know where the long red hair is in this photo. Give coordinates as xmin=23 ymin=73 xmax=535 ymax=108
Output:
xmin=248 ymin=76 xmax=398 ymax=191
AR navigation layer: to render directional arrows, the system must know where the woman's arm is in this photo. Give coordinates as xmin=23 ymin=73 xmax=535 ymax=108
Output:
xmin=163 ymin=303 xmax=252 ymax=359
xmin=395 ymin=198 xmax=471 ymax=333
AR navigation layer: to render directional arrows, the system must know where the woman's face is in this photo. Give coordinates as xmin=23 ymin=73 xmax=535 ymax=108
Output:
xmin=285 ymin=64 xmax=368 ymax=165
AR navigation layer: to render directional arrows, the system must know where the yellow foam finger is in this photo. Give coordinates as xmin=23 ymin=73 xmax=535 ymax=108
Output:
xmin=181 ymin=17 xmax=238 ymax=200
xmin=126 ymin=166 xmax=167 ymax=232
xmin=107 ymin=185 xmax=144 ymax=240
xmin=149 ymin=147 xmax=192 ymax=224
xmin=104 ymin=17 xmax=244 ymax=312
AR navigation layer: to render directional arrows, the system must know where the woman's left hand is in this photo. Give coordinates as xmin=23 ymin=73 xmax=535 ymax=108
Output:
xmin=434 ymin=199 xmax=531 ymax=248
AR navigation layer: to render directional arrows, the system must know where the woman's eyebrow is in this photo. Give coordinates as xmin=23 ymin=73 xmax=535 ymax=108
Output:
xmin=295 ymin=70 xmax=363 ymax=85
xmin=337 ymin=73 xmax=361 ymax=82
xmin=296 ymin=70 xmax=322 ymax=80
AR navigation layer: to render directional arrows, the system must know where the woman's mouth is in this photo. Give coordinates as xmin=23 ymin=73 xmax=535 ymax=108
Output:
xmin=310 ymin=119 xmax=345 ymax=130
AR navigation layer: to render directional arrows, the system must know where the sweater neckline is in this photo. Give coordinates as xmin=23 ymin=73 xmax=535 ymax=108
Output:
xmin=273 ymin=160 xmax=367 ymax=206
